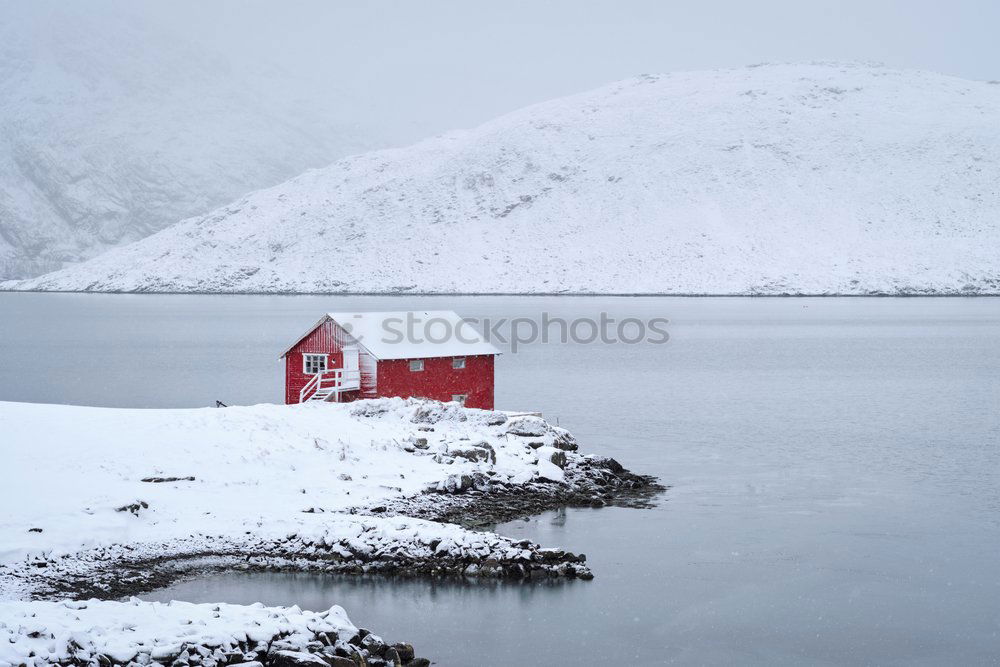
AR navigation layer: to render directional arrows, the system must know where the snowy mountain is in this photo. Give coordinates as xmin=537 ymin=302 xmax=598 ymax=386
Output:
xmin=7 ymin=63 xmax=1000 ymax=294
xmin=0 ymin=2 xmax=374 ymax=279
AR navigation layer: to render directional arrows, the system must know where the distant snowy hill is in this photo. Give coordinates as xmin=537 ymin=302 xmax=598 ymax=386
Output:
xmin=0 ymin=2 xmax=373 ymax=279
xmin=8 ymin=63 xmax=1000 ymax=294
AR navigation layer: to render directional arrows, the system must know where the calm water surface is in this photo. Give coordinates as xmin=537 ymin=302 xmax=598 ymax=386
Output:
xmin=2 ymin=294 xmax=999 ymax=664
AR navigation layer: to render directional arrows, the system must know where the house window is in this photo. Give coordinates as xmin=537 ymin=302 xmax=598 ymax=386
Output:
xmin=452 ymin=357 xmax=466 ymax=369
xmin=452 ymin=394 xmax=467 ymax=405
xmin=409 ymin=359 xmax=424 ymax=372
xmin=303 ymin=354 xmax=327 ymax=375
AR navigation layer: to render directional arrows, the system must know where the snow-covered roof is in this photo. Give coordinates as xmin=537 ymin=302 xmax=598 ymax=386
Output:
xmin=281 ymin=311 xmax=501 ymax=360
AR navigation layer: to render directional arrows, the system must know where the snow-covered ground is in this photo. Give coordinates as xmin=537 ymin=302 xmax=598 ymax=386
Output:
xmin=0 ymin=399 xmax=589 ymax=602
xmin=0 ymin=599 xmax=365 ymax=667
xmin=7 ymin=62 xmax=999 ymax=294
xmin=0 ymin=399 xmax=608 ymax=663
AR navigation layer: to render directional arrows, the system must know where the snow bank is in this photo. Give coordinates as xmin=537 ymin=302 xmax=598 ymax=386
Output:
xmin=0 ymin=598 xmax=363 ymax=666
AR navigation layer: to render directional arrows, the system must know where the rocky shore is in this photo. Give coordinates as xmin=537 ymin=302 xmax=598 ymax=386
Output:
xmin=364 ymin=453 xmax=663 ymax=529
xmin=1 ymin=599 xmax=429 ymax=667
xmin=1 ymin=399 xmax=664 ymax=665
xmin=14 ymin=455 xmax=659 ymax=604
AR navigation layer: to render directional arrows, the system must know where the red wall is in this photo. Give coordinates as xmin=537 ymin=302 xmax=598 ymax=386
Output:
xmin=285 ymin=320 xmax=347 ymax=404
xmin=376 ymin=354 xmax=494 ymax=409
xmin=285 ymin=318 xmax=495 ymax=408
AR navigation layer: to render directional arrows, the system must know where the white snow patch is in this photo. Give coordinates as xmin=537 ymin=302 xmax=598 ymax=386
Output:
xmin=0 ymin=598 xmax=356 ymax=666
xmin=536 ymin=458 xmax=565 ymax=483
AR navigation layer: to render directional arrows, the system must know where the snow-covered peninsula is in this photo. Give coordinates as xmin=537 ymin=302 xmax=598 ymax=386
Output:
xmin=6 ymin=63 xmax=999 ymax=295
xmin=0 ymin=398 xmax=657 ymax=666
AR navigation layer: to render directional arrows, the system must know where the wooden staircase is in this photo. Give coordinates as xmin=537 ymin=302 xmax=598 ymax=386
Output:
xmin=300 ymin=369 xmax=361 ymax=403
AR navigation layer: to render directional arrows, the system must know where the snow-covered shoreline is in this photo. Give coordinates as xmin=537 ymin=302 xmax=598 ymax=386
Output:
xmin=1 ymin=598 xmax=423 ymax=667
xmin=1 ymin=398 xmax=659 ymax=665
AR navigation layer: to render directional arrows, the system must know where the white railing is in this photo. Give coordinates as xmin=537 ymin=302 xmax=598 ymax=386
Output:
xmin=300 ymin=369 xmax=361 ymax=403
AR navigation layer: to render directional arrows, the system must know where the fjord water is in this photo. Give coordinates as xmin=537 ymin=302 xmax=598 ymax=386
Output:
xmin=3 ymin=294 xmax=999 ymax=664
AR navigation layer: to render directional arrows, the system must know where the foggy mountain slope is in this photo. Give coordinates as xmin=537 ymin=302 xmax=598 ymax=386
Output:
xmin=0 ymin=3 xmax=373 ymax=279
xmin=8 ymin=63 xmax=1000 ymax=294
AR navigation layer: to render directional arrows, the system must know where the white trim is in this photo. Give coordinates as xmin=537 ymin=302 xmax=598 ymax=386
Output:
xmin=302 ymin=353 xmax=328 ymax=375
xmin=409 ymin=359 xmax=424 ymax=372
xmin=452 ymin=357 xmax=466 ymax=369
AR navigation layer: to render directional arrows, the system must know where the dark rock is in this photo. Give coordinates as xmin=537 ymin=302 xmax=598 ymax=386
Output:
xmin=140 ymin=476 xmax=196 ymax=483
xmin=404 ymin=659 xmax=431 ymax=667
xmin=412 ymin=437 xmax=429 ymax=449
xmin=438 ymin=473 xmax=474 ymax=494
xmin=551 ymin=428 xmax=579 ymax=451
xmin=326 ymin=657 xmax=357 ymax=667
xmin=28 ymin=527 xmax=43 ymax=533
xmin=505 ymin=415 xmax=547 ymax=437
xmin=170 ymin=651 xmax=191 ymax=666
xmin=599 ymin=457 xmax=625 ymax=474
xmin=470 ymin=472 xmax=491 ymax=490
xmin=383 ymin=647 xmax=401 ymax=665
xmin=449 ymin=443 xmax=494 ymax=464
xmin=538 ymin=448 xmax=567 ymax=468
xmin=473 ymin=441 xmax=496 ymax=463
xmin=391 ymin=644 xmax=415 ymax=662
xmin=361 ymin=633 xmax=386 ymax=656
xmin=115 ymin=500 xmax=149 ymax=515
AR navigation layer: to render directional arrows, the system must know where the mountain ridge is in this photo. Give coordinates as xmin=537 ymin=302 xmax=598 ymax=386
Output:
xmin=0 ymin=1 xmax=377 ymax=279
xmin=7 ymin=62 xmax=1000 ymax=295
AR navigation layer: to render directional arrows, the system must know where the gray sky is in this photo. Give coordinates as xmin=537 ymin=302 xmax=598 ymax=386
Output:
xmin=142 ymin=0 xmax=1000 ymax=146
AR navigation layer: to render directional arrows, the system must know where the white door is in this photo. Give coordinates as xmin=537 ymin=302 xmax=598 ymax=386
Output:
xmin=342 ymin=347 xmax=360 ymax=389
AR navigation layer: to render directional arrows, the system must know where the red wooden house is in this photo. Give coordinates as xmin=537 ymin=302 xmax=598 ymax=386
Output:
xmin=280 ymin=311 xmax=501 ymax=409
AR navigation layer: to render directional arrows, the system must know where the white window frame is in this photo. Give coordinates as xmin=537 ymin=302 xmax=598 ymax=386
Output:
xmin=303 ymin=353 xmax=327 ymax=375
xmin=451 ymin=394 xmax=468 ymax=405
xmin=409 ymin=359 xmax=424 ymax=372
xmin=452 ymin=357 xmax=466 ymax=369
